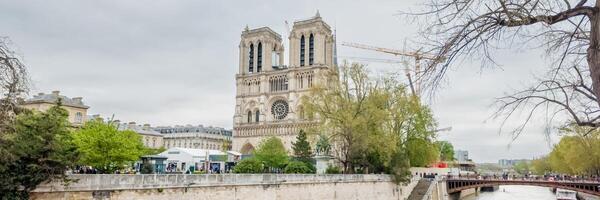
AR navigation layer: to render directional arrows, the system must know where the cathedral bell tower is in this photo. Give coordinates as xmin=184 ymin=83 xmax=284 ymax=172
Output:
xmin=233 ymin=12 xmax=336 ymax=154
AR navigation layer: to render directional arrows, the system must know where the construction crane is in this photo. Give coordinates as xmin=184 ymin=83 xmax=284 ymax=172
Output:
xmin=341 ymin=42 xmax=443 ymax=96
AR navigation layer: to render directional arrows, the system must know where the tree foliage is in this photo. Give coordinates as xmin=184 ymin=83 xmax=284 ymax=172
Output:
xmin=533 ymin=125 xmax=600 ymax=176
xmin=0 ymin=105 xmax=77 ymax=199
xmin=407 ymin=138 xmax=440 ymax=167
xmin=303 ymin=62 xmax=439 ymax=181
xmin=292 ymin=130 xmax=312 ymax=161
xmin=513 ymin=161 xmax=531 ymax=175
xmin=73 ymin=120 xmax=146 ymax=173
xmin=233 ymin=158 xmax=263 ymax=173
xmin=291 ymin=129 xmax=315 ymax=173
xmin=435 ymin=141 xmax=455 ymax=161
xmin=284 ymin=161 xmax=312 ymax=174
xmin=253 ymin=136 xmax=289 ymax=170
xmin=531 ymin=157 xmax=552 ymax=175
xmin=325 ymin=164 xmax=342 ymax=174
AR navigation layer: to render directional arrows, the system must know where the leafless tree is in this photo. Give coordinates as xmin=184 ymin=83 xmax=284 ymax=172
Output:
xmin=0 ymin=37 xmax=28 ymax=133
xmin=411 ymin=0 xmax=600 ymax=133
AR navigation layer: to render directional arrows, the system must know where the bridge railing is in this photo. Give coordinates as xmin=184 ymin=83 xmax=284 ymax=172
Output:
xmin=446 ymin=176 xmax=600 ymax=183
xmin=34 ymin=174 xmax=393 ymax=192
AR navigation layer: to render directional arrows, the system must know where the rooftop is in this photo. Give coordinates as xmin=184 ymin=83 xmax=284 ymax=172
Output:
xmin=23 ymin=90 xmax=89 ymax=109
xmin=116 ymin=121 xmax=163 ymax=137
xmin=154 ymin=124 xmax=232 ymax=136
xmin=241 ymin=26 xmax=282 ymax=41
xmin=293 ymin=11 xmax=331 ymax=31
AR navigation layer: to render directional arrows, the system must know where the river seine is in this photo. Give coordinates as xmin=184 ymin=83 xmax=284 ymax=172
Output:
xmin=462 ymin=185 xmax=556 ymax=200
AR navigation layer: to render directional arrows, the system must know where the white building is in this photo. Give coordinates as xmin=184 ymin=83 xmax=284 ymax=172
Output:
xmin=155 ymin=125 xmax=232 ymax=150
xmin=157 ymin=147 xmax=241 ymax=173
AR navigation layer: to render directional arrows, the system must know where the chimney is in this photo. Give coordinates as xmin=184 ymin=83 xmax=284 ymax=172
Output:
xmin=51 ymin=91 xmax=60 ymax=96
xmin=128 ymin=121 xmax=136 ymax=129
xmin=72 ymin=97 xmax=83 ymax=104
xmin=143 ymin=124 xmax=151 ymax=130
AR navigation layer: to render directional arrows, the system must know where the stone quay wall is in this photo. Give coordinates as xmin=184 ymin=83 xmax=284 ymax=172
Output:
xmin=31 ymin=174 xmax=418 ymax=200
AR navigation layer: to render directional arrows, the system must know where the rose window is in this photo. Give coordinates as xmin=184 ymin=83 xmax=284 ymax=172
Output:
xmin=271 ymin=100 xmax=289 ymax=120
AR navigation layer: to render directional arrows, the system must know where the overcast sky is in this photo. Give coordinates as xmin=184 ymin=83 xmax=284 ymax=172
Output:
xmin=0 ymin=0 xmax=561 ymax=163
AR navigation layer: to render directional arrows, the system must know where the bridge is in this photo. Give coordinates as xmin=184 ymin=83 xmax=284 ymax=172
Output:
xmin=447 ymin=178 xmax=600 ymax=196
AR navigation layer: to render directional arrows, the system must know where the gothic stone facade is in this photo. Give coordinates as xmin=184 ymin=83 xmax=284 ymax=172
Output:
xmin=233 ymin=13 xmax=336 ymax=154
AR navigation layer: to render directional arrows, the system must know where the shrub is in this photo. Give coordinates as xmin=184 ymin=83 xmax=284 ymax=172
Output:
xmin=233 ymin=158 xmax=263 ymax=173
xmin=284 ymin=161 xmax=312 ymax=174
xmin=140 ymin=162 xmax=154 ymax=174
xmin=325 ymin=164 xmax=341 ymax=174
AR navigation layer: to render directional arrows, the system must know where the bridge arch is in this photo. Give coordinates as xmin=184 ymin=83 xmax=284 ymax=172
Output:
xmin=446 ymin=179 xmax=600 ymax=197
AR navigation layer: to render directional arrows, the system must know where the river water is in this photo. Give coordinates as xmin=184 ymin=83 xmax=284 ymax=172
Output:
xmin=462 ymin=185 xmax=556 ymax=200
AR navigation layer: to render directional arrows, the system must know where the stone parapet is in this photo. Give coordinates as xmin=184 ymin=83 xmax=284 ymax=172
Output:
xmin=34 ymin=174 xmax=392 ymax=192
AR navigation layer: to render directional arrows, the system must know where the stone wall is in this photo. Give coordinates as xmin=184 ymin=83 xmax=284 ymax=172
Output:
xmin=31 ymin=174 xmax=418 ymax=200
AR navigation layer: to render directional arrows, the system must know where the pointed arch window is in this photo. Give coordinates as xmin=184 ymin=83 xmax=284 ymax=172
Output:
xmin=255 ymin=110 xmax=260 ymax=123
xmin=300 ymin=35 xmax=305 ymax=66
xmin=309 ymin=34 xmax=314 ymax=65
xmin=257 ymin=42 xmax=262 ymax=72
xmin=248 ymin=44 xmax=254 ymax=73
xmin=247 ymin=111 xmax=252 ymax=123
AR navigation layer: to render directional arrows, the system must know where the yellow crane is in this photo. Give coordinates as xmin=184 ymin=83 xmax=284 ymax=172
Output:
xmin=341 ymin=42 xmax=443 ymax=96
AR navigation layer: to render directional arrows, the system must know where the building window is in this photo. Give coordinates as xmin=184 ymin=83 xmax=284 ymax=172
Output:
xmin=249 ymin=43 xmax=254 ymax=73
xmin=257 ymin=42 xmax=262 ymax=72
xmin=255 ymin=110 xmax=260 ymax=123
xmin=247 ymin=111 xmax=252 ymax=123
xmin=75 ymin=112 xmax=83 ymax=123
xmin=271 ymin=100 xmax=289 ymax=120
xmin=269 ymin=75 xmax=288 ymax=92
xmin=300 ymin=35 xmax=305 ymax=66
xmin=309 ymin=34 xmax=314 ymax=65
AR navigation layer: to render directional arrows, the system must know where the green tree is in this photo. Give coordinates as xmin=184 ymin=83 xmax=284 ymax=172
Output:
xmin=325 ymin=164 xmax=342 ymax=174
xmin=145 ymin=147 xmax=166 ymax=155
xmin=303 ymin=62 xmax=439 ymax=180
xmin=513 ymin=161 xmax=531 ymax=175
xmin=531 ymin=157 xmax=552 ymax=175
xmin=254 ymin=136 xmax=288 ymax=171
xmin=435 ymin=141 xmax=455 ymax=161
xmin=534 ymin=124 xmax=600 ymax=176
xmin=407 ymin=138 xmax=439 ymax=167
xmin=233 ymin=158 xmax=263 ymax=173
xmin=73 ymin=120 xmax=146 ymax=173
xmin=291 ymin=129 xmax=315 ymax=173
xmin=292 ymin=129 xmax=312 ymax=162
xmin=0 ymin=105 xmax=78 ymax=199
xmin=284 ymin=161 xmax=312 ymax=174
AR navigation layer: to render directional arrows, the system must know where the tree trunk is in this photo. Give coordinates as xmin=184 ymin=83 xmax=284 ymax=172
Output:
xmin=589 ymin=6 xmax=600 ymax=110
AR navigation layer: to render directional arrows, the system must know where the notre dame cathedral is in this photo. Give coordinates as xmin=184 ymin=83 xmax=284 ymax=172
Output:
xmin=232 ymin=12 xmax=336 ymax=154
